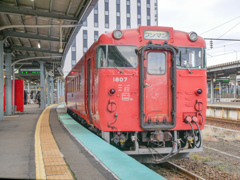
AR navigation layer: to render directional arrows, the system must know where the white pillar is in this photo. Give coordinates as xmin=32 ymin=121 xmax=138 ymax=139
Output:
xmin=219 ymin=81 xmax=221 ymax=99
xmin=5 ymin=53 xmax=12 ymax=116
xmin=39 ymin=61 xmax=45 ymax=110
xmin=12 ymin=64 xmax=15 ymax=113
xmin=211 ymin=75 xmax=214 ymax=103
xmin=57 ymin=77 xmax=59 ymax=104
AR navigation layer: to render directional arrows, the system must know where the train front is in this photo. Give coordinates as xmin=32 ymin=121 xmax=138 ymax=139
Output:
xmin=96 ymin=27 xmax=207 ymax=163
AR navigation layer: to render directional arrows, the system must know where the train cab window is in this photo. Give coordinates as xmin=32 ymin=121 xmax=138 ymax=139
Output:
xmin=98 ymin=46 xmax=107 ymax=67
xmin=98 ymin=45 xmax=138 ymax=68
xmin=176 ymin=47 xmax=204 ymax=69
xmin=147 ymin=52 xmax=166 ymax=74
xmin=79 ymin=75 xmax=81 ymax=90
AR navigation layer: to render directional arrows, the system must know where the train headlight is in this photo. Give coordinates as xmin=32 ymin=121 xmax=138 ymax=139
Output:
xmin=113 ymin=30 xmax=123 ymax=39
xmin=197 ymin=89 xmax=202 ymax=95
xmin=109 ymin=88 xmax=116 ymax=95
xmin=189 ymin=32 xmax=198 ymax=42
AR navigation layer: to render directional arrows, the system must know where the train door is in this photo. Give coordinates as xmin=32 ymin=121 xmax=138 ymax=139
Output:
xmin=86 ymin=59 xmax=93 ymax=124
xmin=144 ymin=51 xmax=172 ymax=125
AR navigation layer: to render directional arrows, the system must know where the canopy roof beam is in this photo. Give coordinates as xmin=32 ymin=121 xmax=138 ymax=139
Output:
xmin=3 ymin=30 xmax=67 ymax=42
xmin=0 ymin=3 xmax=78 ymax=22
xmin=11 ymin=45 xmax=62 ymax=54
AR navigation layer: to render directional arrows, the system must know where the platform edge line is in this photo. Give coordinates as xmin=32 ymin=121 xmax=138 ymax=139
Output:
xmin=35 ymin=108 xmax=47 ymax=180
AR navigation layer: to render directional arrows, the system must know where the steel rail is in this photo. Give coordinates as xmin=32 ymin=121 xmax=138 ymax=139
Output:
xmin=164 ymin=162 xmax=205 ymax=180
xmin=205 ymin=124 xmax=240 ymax=133
xmin=206 ymin=117 xmax=240 ymax=124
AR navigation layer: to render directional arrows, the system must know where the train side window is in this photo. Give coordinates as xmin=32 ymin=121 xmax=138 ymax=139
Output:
xmin=79 ymin=75 xmax=81 ymax=91
xmin=75 ymin=77 xmax=77 ymax=92
xmin=147 ymin=52 xmax=166 ymax=75
xmin=73 ymin=79 xmax=75 ymax=92
xmin=98 ymin=46 xmax=107 ymax=67
xmin=76 ymin=77 xmax=77 ymax=92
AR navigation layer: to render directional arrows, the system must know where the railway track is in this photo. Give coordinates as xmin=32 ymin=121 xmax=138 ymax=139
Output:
xmin=163 ymin=162 xmax=205 ymax=180
xmin=206 ymin=117 xmax=240 ymax=124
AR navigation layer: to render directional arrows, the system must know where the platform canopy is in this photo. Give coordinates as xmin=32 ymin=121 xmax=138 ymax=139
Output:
xmin=207 ymin=60 xmax=240 ymax=79
xmin=0 ymin=0 xmax=98 ymax=82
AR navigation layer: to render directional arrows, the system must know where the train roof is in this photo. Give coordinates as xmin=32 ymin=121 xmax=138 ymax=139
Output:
xmin=97 ymin=26 xmax=206 ymax=47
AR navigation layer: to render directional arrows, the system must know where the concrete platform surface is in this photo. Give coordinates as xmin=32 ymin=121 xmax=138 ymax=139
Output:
xmin=0 ymin=104 xmax=115 ymax=179
xmin=0 ymin=105 xmax=41 ymax=179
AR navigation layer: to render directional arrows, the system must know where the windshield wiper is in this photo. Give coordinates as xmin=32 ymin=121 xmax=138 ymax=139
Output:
xmin=179 ymin=51 xmax=192 ymax=74
xmin=183 ymin=65 xmax=193 ymax=74
xmin=108 ymin=59 xmax=124 ymax=73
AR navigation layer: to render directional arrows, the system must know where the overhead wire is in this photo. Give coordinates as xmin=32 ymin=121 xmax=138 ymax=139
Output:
xmin=200 ymin=16 xmax=240 ymax=35
xmin=218 ymin=21 xmax=240 ymax=39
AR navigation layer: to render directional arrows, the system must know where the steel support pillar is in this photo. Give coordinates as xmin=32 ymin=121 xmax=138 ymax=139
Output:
xmin=62 ymin=82 xmax=65 ymax=97
xmin=50 ymin=80 xmax=54 ymax=104
xmin=28 ymin=82 xmax=30 ymax=93
xmin=219 ymin=81 xmax=221 ymax=99
xmin=210 ymin=75 xmax=214 ymax=104
xmin=234 ymin=76 xmax=237 ymax=99
xmin=47 ymin=76 xmax=50 ymax=106
xmin=0 ymin=40 xmax=4 ymax=120
xmin=5 ymin=53 xmax=12 ymax=116
xmin=59 ymin=79 xmax=61 ymax=96
xmin=57 ymin=77 xmax=59 ymax=104
xmin=39 ymin=61 xmax=45 ymax=110
xmin=12 ymin=64 xmax=15 ymax=113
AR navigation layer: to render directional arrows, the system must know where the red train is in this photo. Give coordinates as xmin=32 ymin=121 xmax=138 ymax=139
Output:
xmin=65 ymin=26 xmax=206 ymax=163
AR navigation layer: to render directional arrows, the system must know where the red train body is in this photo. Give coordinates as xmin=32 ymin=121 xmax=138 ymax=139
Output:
xmin=66 ymin=26 xmax=206 ymax=163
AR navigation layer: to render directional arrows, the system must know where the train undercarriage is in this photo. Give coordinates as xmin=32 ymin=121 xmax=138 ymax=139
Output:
xmin=67 ymin=108 xmax=202 ymax=164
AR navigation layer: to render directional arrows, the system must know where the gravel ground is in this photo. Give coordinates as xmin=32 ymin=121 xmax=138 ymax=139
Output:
xmin=151 ymin=119 xmax=240 ymax=179
xmin=172 ymin=119 xmax=240 ymax=179
xmin=173 ymin=157 xmax=238 ymax=180
xmin=147 ymin=164 xmax=188 ymax=180
xmin=206 ymin=119 xmax=240 ymax=131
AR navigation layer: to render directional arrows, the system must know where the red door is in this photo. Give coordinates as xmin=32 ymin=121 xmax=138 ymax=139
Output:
xmin=144 ymin=51 xmax=172 ymax=125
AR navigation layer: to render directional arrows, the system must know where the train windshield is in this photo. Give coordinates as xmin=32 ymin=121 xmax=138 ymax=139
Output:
xmin=176 ymin=47 xmax=205 ymax=69
xmin=98 ymin=45 xmax=138 ymax=68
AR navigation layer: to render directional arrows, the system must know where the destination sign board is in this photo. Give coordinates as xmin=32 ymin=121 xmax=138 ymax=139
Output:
xmin=144 ymin=30 xmax=170 ymax=40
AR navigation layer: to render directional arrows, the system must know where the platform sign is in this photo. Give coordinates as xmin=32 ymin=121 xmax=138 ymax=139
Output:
xmin=230 ymin=74 xmax=236 ymax=82
xmin=20 ymin=71 xmax=40 ymax=74
xmin=49 ymin=76 xmax=54 ymax=82
xmin=19 ymin=68 xmax=41 ymax=74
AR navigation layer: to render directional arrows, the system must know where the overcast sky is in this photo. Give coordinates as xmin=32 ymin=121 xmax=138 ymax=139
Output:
xmin=158 ymin=0 xmax=240 ymax=66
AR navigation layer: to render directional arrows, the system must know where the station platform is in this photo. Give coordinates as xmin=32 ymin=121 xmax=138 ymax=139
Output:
xmin=207 ymin=102 xmax=240 ymax=123
xmin=0 ymin=104 xmax=165 ymax=180
xmin=207 ymin=101 xmax=240 ymax=107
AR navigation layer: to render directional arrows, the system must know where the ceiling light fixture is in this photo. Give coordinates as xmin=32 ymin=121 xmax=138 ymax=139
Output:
xmin=38 ymin=41 xmax=41 ymax=48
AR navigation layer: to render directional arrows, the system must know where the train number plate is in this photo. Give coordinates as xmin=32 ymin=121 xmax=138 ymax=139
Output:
xmin=113 ymin=77 xmax=127 ymax=82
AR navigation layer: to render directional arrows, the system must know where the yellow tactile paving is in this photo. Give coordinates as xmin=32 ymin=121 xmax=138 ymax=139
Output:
xmin=35 ymin=105 xmax=74 ymax=180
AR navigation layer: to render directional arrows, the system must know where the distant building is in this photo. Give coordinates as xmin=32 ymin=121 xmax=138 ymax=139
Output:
xmin=63 ymin=0 xmax=158 ymax=76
